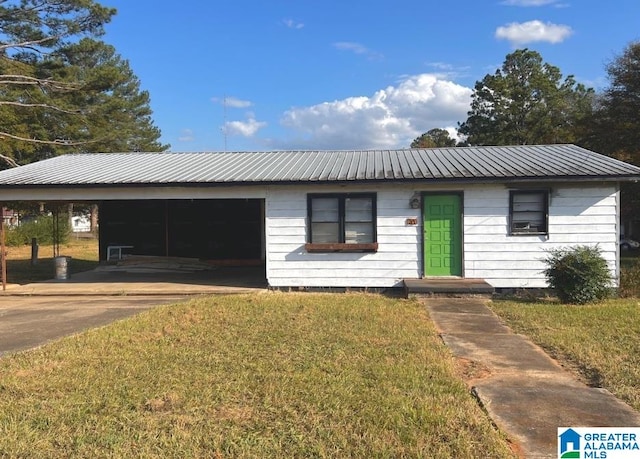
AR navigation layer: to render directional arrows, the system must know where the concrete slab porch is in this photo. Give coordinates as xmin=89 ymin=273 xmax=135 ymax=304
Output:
xmin=403 ymin=278 xmax=495 ymax=296
xmin=0 ymin=266 xmax=268 ymax=296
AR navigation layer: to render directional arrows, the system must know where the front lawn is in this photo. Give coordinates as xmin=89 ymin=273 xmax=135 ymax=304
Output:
xmin=0 ymin=293 xmax=514 ymax=458
xmin=490 ymin=298 xmax=640 ymax=411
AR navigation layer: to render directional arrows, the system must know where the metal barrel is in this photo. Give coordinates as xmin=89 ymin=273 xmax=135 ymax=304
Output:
xmin=53 ymin=256 xmax=70 ymax=280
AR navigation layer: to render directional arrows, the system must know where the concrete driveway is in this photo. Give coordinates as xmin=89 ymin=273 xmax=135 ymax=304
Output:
xmin=0 ymin=266 xmax=267 ymax=357
xmin=0 ymin=295 xmax=186 ymax=357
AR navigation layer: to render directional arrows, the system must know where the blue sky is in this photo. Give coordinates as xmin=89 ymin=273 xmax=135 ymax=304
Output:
xmin=101 ymin=0 xmax=639 ymax=152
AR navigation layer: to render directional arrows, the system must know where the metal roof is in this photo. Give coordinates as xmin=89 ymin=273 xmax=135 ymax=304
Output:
xmin=0 ymin=145 xmax=637 ymax=187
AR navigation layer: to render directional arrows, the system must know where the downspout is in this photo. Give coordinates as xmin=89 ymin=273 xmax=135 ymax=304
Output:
xmin=616 ymin=183 xmax=621 ymax=289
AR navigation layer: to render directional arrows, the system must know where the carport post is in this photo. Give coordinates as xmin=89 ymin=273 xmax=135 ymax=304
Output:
xmin=31 ymin=238 xmax=38 ymax=265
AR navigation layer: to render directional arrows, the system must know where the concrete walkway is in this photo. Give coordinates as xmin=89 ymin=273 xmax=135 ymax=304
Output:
xmin=422 ymin=297 xmax=640 ymax=459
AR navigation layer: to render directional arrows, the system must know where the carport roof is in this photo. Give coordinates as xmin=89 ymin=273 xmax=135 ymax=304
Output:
xmin=0 ymin=144 xmax=638 ymax=187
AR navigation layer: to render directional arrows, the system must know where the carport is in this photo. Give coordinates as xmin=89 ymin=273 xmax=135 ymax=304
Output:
xmin=0 ymin=152 xmax=271 ymax=291
xmin=0 ymin=198 xmax=268 ymax=291
xmin=0 ymin=197 xmax=268 ymax=292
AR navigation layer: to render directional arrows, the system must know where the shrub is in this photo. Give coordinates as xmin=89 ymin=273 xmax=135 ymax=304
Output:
xmin=543 ymin=245 xmax=612 ymax=304
xmin=5 ymin=215 xmax=70 ymax=247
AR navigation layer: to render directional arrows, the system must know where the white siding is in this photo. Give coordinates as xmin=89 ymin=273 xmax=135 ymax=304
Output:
xmin=266 ymin=185 xmax=421 ymax=287
xmin=463 ymin=184 xmax=619 ymax=288
xmin=265 ymin=183 xmax=620 ymax=289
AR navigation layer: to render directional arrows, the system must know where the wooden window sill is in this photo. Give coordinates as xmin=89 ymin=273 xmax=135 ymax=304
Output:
xmin=305 ymin=243 xmax=378 ymax=253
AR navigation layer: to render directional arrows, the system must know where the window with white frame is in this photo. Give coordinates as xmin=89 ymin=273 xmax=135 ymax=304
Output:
xmin=509 ymin=190 xmax=549 ymax=235
xmin=308 ymin=193 xmax=376 ymax=245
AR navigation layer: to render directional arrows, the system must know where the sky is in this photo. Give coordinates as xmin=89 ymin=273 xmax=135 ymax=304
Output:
xmin=101 ymin=0 xmax=640 ymax=152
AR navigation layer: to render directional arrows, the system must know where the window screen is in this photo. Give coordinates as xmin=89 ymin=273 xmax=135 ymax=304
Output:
xmin=510 ymin=190 xmax=548 ymax=234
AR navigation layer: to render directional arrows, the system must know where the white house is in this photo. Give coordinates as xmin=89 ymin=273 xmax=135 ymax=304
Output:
xmin=71 ymin=214 xmax=91 ymax=232
xmin=0 ymin=145 xmax=637 ymax=290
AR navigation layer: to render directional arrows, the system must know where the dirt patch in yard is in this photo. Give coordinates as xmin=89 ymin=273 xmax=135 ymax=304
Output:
xmin=455 ymin=357 xmax=492 ymax=385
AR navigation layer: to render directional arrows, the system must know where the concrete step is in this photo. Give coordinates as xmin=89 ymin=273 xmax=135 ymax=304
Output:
xmin=403 ymin=278 xmax=495 ymax=296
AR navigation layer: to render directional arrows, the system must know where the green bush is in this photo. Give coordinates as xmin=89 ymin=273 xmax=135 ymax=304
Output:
xmin=5 ymin=215 xmax=70 ymax=247
xmin=543 ymin=245 xmax=612 ymax=304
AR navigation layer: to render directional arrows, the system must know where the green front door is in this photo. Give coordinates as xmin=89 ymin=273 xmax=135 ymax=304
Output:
xmin=423 ymin=194 xmax=462 ymax=276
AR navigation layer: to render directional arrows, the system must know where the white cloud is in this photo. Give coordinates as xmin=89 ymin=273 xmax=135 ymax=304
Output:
xmin=226 ymin=97 xmax=253 ymax=108
xmin=178 ymin=129 xmax=194 ymax=142
xmin=334 ymin=42 xmax=368 ymax=54
xmin=495 ymin=20 xmax=573 ymax=46
xmin=425 ymin=62 xmax=471 ymax=78
xmin=333 ymin=42 xmax=383 ymax=60
xmin=427 ymin=62 xmax=455 ymax=71
xmin=283 ymin=18 xmax=304 ymax=29
xmin=274 ymin=74 xmax=472 ymax=150
xmin=224 ymin=117 xmax=267 ymax=137
xmin=501 ymin=0 xmax=556 ymax=5
xmin=211 ymin=96 xmax=253 ymax=108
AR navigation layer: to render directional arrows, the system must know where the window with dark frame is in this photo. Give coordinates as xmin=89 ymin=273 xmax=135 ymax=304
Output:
xmin=307 ymin=193 xmax=377 ymax=252
xmin=509 ymin=190 xmax=549 ymax=235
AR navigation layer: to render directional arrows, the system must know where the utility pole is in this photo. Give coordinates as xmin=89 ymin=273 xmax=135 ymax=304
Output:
xmin=223 ymin=94 xmax=228 ymax=153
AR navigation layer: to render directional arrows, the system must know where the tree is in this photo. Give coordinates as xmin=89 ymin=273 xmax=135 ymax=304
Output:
xmin=34 ymin=38 xmax=168 ymax=156
xmin=410 ymin=128 xmax=456 ymax=148
xmin=579 ymin=41 xmax=640 ymax=227
xmin=583 ymin=41 xmax=640 ymax=162
xmin=458 ymin=49 xmax=594 ymax=146
xmin=0 ymin=0 xmax=117 ymax=165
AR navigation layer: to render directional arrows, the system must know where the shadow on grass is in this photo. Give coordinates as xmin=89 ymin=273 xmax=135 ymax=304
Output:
xmin=578 ymin=364 xmax=606 ymax=388
xmin=6 ymin=258 xmax=99 ymax=285
xmin=493 ymin=290 xmax=560 ymax=305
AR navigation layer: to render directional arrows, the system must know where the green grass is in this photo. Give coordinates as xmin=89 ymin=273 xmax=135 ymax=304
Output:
xmin=490 ymin=298 xmax=640 ymax=411
xmin=4 ymin=237 xmax=99 ymax=284
xmin=0 ymin=293 xmax=515 ymax=458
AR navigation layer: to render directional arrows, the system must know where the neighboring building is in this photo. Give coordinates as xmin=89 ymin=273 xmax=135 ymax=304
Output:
xmin=0 ymin=145 xmax=637 ymax=290
xmin=71 ymin=214 xmax=91 ymax=232
xmin=0 ymin=208 xmax=18 ymax=227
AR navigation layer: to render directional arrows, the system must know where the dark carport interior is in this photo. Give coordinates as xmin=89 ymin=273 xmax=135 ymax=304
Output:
xmin=98 ymin=199 xmax=263 ymax=263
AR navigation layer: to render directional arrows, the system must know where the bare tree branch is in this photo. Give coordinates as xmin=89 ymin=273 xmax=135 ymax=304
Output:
xmin=0 ymin=131 xmax=100 ymax=146
xmin=0 ymin=75 xmax=81 ymax=91
xmin=0 ymin=35 xmax=59 ymax=52
xmin=0 ymin=153 xmax=19 ymax=168
xmin=0 ymin=100 xmax=81 ymax=114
